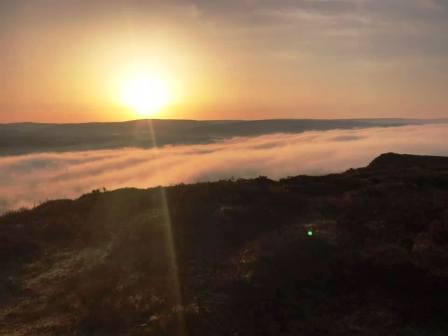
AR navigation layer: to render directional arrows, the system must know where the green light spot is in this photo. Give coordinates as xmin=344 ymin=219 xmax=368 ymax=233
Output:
xmin=307 ymin=230 xmax=313 ymax=237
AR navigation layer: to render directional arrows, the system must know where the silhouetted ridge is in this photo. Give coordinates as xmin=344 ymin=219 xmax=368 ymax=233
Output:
xmin=368 ymin=152 xmax=448 ymax=170
xmin=1 ymin=153 xmax=448 ymax=335
xmin=0 ymin=118 xmax=444 ymax=156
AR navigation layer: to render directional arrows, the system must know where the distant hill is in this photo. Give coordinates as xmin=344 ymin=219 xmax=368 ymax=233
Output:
xmin=1 ymin=118 xmax=446 ymax=155
xmin=1 ymin=153 xmax=448 ymax=335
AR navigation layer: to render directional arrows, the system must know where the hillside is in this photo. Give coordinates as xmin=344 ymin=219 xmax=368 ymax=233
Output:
xmin=0 ymin=118 xmax=442 ymax=156
xmin=1 ymin=153 xmax=448 ymax=335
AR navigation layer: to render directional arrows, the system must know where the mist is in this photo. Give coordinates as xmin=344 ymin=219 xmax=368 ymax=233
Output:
xmin=1 ymin=123 xmax=447 ymax=213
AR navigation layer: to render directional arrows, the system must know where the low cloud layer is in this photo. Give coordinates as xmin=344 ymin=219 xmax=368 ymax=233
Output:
xmin=1 ymin=123 xmax=448 ymax=212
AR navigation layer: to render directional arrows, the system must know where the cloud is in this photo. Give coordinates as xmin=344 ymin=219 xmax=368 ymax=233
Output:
xmin=1 ymin=123 xmax=448 ymax=213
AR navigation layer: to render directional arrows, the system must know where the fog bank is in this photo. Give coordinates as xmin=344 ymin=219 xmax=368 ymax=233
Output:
xmin=1 ymin=124 xmax=447 ymax=212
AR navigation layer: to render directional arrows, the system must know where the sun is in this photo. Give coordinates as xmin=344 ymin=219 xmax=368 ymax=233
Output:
xmin=120 ymin=73 xmax=171 ymax=117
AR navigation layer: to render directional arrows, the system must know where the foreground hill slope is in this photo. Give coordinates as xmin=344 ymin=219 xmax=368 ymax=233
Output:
xmin=1 ymin=153 xmax=448 ymax=335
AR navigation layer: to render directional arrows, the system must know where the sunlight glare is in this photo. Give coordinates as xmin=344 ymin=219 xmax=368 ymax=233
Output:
xmin=120 ymin=73 xmax=171 ymax=117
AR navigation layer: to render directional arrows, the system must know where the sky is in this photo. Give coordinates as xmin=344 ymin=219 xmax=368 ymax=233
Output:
xmin=1 ymin=0 xmax=448 ymax=122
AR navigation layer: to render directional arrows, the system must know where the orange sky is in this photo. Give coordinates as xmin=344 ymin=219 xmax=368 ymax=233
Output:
xmin=1 ymin=0 xmax=447 ymax=122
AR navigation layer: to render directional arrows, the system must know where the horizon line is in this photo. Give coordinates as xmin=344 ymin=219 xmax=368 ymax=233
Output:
xmin=2 ymin=117 xmax=448 ymax=126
